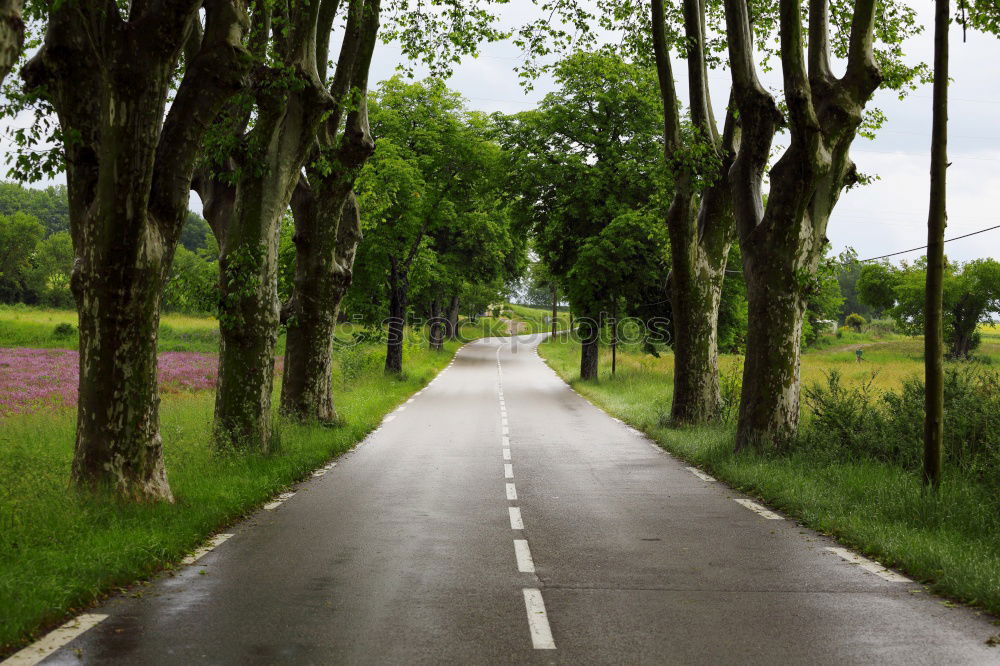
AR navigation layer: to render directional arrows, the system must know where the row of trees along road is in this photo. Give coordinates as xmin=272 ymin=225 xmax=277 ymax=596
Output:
xmin=347 ymin=77 xmax=524 ymax=374
xmin=499 ymin=50 xmax=672 ymax=381
xmin=2 ymin=0 xmax=508 ymax=501
xmin=510 ymin=0 xmax=930 ymax=450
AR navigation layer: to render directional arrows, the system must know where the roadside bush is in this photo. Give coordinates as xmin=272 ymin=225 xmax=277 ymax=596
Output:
xmin=866 ymin=318 xmax=897 ymax=337
xmin=845 ymin=313 xmax=866 ymax=332
xmin=335 ymin=343 xmax=383 ymax=384
xmin=51 ymin=322 xmax=75 ymax=339
xmin=801 ymin=367 xmax=1000 ymax=483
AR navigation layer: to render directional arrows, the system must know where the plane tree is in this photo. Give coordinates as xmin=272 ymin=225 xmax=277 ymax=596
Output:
xmin=9 ymin=0 xmax=251 ymax=500
xmin=721 ymin=0 xmax=927 ymax=449
xmin=649 ymin=0 xmax=739 ymax=424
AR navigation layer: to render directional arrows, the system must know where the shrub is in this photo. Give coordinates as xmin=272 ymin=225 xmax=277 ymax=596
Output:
xmin=867 ymin=318 xmax=897 ymax=337
xmin=52 ymin=322 xmax=76 ymax=339
xmin=845 ymin=313 xmax=866 ymax=332
xmin=801 ymin=367 xmax=1000 ymax=483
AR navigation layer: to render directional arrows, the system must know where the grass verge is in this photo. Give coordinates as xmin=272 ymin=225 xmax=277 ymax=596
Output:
xmin=0 ymin=338 xmax=459 ymax=655
xmin=538 ymin=336 xmax=1000 ymax=619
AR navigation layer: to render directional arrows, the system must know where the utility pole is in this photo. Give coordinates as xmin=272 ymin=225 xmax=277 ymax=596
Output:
xmin=924 ymin=0 xmax=949 ymax=488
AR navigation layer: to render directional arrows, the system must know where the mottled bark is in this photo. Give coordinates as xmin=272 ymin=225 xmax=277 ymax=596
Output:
xmin=196 ymin=0 xmax=338 ymax=450
xmin=550 ymin=286 xmax=558 ymax=336
xmin=0 ymin=0 xmax=23 ymax=86
xmin=279 ymin=0 xmax=379 ymax=420
xmin=924 ymin=0 xmax=949 ymax=487
xmin=724 ymin=0 xmax=881 ymax=449
xmin=429 ymin=298 xmax=445 ymax=351
xmin=579 ymin=316 xmax=599 ymax=380
xmin=385 ymin=268 xmax=407 ymax=374
xmin=446 ymin=294 xmax=461 ymax=340
xmin=281 ymin=190 xmax=363 ymax=422
xmin=23 ymin=1 xmax=248 ymax=500
xmin=652 ymin=0 xmax=737 ymax=425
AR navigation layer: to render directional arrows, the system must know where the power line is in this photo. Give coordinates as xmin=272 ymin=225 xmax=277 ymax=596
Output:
xmin=858 ymin=224 xmax=1000 ymax=262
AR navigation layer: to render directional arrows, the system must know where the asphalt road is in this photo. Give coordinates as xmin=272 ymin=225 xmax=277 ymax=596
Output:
xmin=25 ymin=334 xmax=1000 ymax=664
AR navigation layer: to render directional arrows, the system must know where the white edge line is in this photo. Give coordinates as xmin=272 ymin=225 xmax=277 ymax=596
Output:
xmin=180 ymin=533 xmax=234 ymax=565
xmin=509 ymin=506 xmax=524 ymax=530
xmin=825 ymin=547 xmax=911 ymax=582
xmin=506 ymin=482 xmax=518 ymax=500
xmin=685 ymin=466 xmax=716 ymax=482
xmin=3 ymin=614 xmax=109 ymax=666
xmin=522 ymin=588 xmax=556 ymax=649
xmin=312 ymin=470 xmax=326 ymax=478
xmin=514 ymin=539 xmax=536 ymax=573
xmin=734 ymin=498 xmax=784 ymax=520
xmin=383 ymin=414 xmax=396 ymax=423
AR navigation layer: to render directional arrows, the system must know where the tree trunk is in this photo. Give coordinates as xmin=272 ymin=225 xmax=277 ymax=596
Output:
xmin=215 ymin=221 xmax=282 ymax=450
xmin=737 ymin=260 xmax=808 ymax=448
xmin=0 ymin=0 xmax=23 ymax=86
xmin=71 ymin=206 xmax=173 ymax=501
xmin=610 ymin=301 xmax=617 ymax=376
xmin=24 ymin=2 xmax=248 ymax=499
xmin=666 ymin=181 xmax=734 ymax=424
xmin=429 ymin=298 xmax=445 ymax=351
xmin=923 ymin=0 xmax=949 ymax=487
xmin=579 ymin=316 xmax=599 ymax=380
xmin=551 ymin=286 xmax=558 ymax=336
xmin=281 ymin=187 xmax=363 ymax=423
xmin=386 ymin=266 xmax=407 ymax=374
xmin=446 ymin=294 xmax=461 ymax=340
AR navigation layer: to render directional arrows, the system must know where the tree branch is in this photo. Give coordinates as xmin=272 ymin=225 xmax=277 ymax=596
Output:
xmin=683 ymin=0 xmax=717 ymax=142
xmin=779 ymin=0 xmax=818 ymax=138
xmin=150 ymin=0 xmax=250 ymax=235
xmin=843 ymin=0 xmax=881 ymax=101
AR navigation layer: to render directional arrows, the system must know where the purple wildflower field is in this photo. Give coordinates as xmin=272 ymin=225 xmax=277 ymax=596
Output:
xmin=0 ymin=348 xmax=220 ymax=417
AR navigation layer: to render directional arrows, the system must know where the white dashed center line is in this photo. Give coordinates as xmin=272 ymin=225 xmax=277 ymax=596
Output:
xmin=522 ymin=589 xmax=556 ymax=649
xmin=514 ymin=539 xmax=536 ymax=573
xmin=503 ymin=448 xmax=511 ymax=461
xmin=509 ymin=507 xmax=524 ymax=530
xmin=506 ymin=483 xmax=518 ymax=500
xmin=734 ymin=498 xmax=784 ymax=520
xmin=504 ymin=463 xmax=514 ymax=479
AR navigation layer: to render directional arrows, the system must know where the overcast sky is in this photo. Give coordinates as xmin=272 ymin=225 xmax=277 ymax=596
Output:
xmin=365 ymin=2 xmax=1000 ymax=265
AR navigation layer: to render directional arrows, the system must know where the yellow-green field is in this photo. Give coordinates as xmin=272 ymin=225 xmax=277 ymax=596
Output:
xmin=545 ymin=322 xmax=1000 ymax=395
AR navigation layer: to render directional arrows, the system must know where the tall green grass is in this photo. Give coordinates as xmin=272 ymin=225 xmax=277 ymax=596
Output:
xmin=538 ymin=337 xmax=1000 ymax=617
xmin=0 ymin=338 xmax=458 ymax=655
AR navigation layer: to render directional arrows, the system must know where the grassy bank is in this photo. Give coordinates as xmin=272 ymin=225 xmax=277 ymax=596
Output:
xmin=0 ymin=337 xmax=460 ymax=655
xmin=507 ymin=303 xmax=571 ymax=335
xmin=538 ymin=336 xmax=1000 ymax=618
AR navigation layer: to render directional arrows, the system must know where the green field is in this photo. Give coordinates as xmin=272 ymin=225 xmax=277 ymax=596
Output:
xmin=538 ymin=331 xmax=1000 ymax=618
